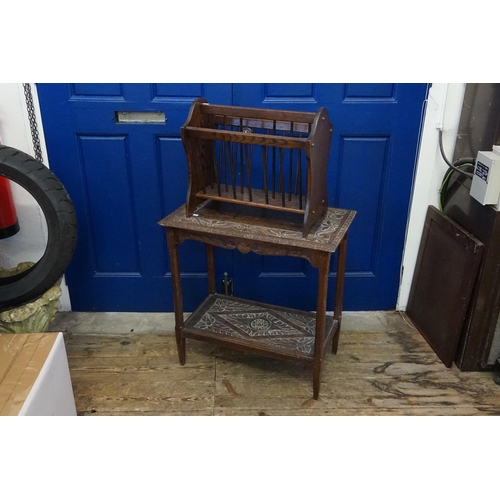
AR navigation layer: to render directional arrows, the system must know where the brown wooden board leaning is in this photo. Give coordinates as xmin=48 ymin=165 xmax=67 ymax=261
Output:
xmin=406 ymin=206 xmax=484 ymax=367
xmin=160 ymin=102 xmax=355 ymax=399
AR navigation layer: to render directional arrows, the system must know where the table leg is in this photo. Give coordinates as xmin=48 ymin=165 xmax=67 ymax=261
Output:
xmin=206 ymin=244 xmax=216 ymax=294
xmin=313 ymin=252 xmax=330 ymax=400
xmin=167 ymin=228 xmax=186 ymax=365
xmin=332 ymin=233 xmax=348 ymax=354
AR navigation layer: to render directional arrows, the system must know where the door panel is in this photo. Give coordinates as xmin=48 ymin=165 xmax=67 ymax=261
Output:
xmin=338 ymin=135 xmax=389 ymax=272
xmin=78 ymin=135 xmax=138 ymax=273
xmin=344 ymin=83 xmax=395 ymax=100
xmin=71 ymin=83 xmax=124 ymax=97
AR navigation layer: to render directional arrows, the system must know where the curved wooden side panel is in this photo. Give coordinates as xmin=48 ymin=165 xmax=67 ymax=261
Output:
xmin=182 ymin=98 xmax=213 ymax=216
xmin=303 ymin=107 xmax=333 ymax=236
xmin=181 ymin=97 xmax=207 ymax=129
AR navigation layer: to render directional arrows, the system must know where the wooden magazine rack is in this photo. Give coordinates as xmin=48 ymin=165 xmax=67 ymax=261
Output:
xmin=181 ymin=98 xmax=333 ymax=237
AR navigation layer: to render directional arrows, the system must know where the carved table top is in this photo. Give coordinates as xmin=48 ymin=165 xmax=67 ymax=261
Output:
xmin=159 ymin=201 xmax=356 ymax=253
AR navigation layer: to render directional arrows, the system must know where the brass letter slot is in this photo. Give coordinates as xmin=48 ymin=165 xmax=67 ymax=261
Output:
xmin=115 ymin=111 xmax=166 ymax=124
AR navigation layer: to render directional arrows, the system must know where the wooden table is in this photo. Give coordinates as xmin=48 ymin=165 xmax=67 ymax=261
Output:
xmin=159 ymin=201 xmax=355 ymax=399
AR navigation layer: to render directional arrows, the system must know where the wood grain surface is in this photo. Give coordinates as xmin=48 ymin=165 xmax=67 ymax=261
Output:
xmin=62 ymin=312 xmax=500 ymax=416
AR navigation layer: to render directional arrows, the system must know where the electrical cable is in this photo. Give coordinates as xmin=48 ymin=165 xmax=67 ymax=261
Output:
xmin=438 ymin=129 xmax=474 ymax=179
xmin=439 ymin=159 xmax=475 ymax=211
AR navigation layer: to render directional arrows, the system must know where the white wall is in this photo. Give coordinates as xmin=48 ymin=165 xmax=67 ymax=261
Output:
xmin=397 ymin=83 xmax=466 ymax=310
xmin=0 ymin=83 xmax=72 ymax=311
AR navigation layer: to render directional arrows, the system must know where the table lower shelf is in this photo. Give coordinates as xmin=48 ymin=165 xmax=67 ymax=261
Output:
xmin=182 ymin=293 xmax=338 ymax=363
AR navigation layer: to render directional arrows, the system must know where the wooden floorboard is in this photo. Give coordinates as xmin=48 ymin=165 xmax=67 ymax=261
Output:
xmin=63 ymin=327 xmax=500 ymax=416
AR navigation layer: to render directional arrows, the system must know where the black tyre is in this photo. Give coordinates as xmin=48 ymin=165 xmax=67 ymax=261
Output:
xmin=0 ymin=145 xmax=77 ymax=310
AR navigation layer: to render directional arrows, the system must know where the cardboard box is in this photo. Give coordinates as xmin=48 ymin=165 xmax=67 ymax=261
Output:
xmin=0 ymin=332 xmax=76 ymax=416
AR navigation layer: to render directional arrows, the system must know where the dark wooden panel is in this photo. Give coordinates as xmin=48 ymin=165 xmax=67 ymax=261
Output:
xmin=406 ymin=206 xmax=484 ymax=367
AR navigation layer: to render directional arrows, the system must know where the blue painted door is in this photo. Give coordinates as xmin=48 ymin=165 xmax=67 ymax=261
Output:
xmin=37 ymin=83 xmax=427 ymax=311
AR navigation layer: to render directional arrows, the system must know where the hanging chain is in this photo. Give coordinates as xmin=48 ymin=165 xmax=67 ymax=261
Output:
xmin=22 ymin=83 xmax=44 ymax=163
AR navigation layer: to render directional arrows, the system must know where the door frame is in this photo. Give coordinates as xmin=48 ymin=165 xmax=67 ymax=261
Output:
xmin=397 ymin=83 xmax=466 ymax=310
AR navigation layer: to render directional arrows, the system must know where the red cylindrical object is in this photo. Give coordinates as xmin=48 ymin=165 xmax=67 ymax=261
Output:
xmin=0 ymin=176 xmax=20 ymax=239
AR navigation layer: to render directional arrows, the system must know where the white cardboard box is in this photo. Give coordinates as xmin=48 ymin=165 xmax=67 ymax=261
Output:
xmin=0 ymin=332 xmax=77 ymax=416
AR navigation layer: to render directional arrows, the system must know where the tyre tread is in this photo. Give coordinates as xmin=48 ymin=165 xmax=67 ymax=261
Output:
xmin=0 ymin=144 xmax=78 ymax=310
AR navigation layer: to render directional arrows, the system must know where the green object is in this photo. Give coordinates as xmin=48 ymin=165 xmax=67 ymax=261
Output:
xmin=0 ymin=263 xmax=61 ymax=333
xmin=439 ymin=163 xmax=474 ymax=212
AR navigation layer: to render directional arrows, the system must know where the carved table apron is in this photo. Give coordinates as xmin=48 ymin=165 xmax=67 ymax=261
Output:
xmin=158 ymin=201 xmax=356 ymax=399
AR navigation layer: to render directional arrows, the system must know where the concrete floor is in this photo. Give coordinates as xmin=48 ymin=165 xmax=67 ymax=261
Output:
xmin=49 ymin=310 xmax=404 ymax=336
